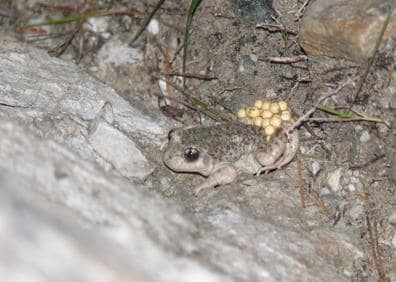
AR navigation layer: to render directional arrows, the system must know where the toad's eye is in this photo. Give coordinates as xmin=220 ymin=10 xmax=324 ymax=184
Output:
xmin=184 ymin=147 xmax=200 ymax=162
xmin=167 ymin=129 xmax=175 ymax=141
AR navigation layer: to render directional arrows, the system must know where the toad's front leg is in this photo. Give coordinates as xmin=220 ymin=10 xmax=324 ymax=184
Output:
xmin=194 ymin=165 xmax=237 ymax=196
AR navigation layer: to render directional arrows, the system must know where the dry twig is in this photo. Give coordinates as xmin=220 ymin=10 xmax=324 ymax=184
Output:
xmin=306 ymin=189 xmax=333 ymax=219
xmin=156 ymin=76 xmax=231 ymax=122
xmin=256 ymin=23 xmax=298 ymax=35
xmin=294 ymin=0 xmax=311 ymax=21
xmin=268 ymin=55 xmax=307 ymax=64
xmin=164 ymin=72 xmax=217 ymax=80
xmin=296 ymin=154 xmax=305 ymax=208
xmin=288 ymin=78 xmax=355 ymax=132
xmin=366 ymin=214 xmax=387 ymax=281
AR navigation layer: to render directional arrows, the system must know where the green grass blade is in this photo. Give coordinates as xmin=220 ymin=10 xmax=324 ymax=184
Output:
xmin=182 ymin=0 xmax=203 ymax=76
xmin=130 ymin=0 xmax=166 ymax=44
xmin=318 ymin=106 xmax=356 ymax=119
xmin=26 ymin=12 xmax=97 ymax=27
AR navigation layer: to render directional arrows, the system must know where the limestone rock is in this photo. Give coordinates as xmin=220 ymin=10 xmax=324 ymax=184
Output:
xmin=299 ymin=0 xmax=396 ymax=62
xmin=0 ymin=118 xmax=225 ymax=282
xmin=0 ymin=37 xmax=168 ymax=180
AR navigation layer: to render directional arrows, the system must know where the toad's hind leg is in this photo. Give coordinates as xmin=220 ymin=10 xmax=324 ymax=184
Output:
xmin=194 ymin=166 xmax=237 ymax=196
xmin=257 ymin=129 xmax=299 ymax=174
xmin=254 ymin=130 xmax=287 ymax=176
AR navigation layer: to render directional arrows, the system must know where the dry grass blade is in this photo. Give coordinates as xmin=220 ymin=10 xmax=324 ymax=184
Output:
xmin=158 ymin=77 xmax=232 ymax=122
xmin=182 ymin=0 xmax=203 ymax=82
xmin=352 ymin=6 xmax=392 ymax=103
xmin=366 ymin=214 xmax=388 ymax=281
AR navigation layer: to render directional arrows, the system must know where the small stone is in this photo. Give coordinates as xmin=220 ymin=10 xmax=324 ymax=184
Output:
xmin=347 ymin=184 xmax=356 ymax=192
xmin=311 ymin=161 xmax=321 ymax=175
xmin=392 ymin=233 xmax=396 ymax=249
xmin=86 ymin=17 xmax=109 ymax=33
xmin=97 ymin=38 xmax=143 ymax=68
xmin=355 ymin=125 xmax=363 ymax=132
xmin=242 ymin=55 xmax=256 ymax=69
xmin=348 ymin=203 xmax=364 ymax=221
xmin=327 ymin=168 xmax=343 ymax=192
xmin=389 ymin=213 xmax=396 ymax=225
xmin=360 ymin=131 xmax=371 ymax=143
xmin=250 ymin=54 xmax=258 ymax=62
xmin=147 ymin=19 xmax=160 ymax=35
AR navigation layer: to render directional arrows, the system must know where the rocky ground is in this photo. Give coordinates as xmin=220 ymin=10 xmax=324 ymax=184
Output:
xmin=0 ymin=0 xmax=395 ymax=281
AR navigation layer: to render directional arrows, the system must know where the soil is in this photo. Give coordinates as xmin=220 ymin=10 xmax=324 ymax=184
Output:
xmin=1 ymin=0 xmax=395 ymax=280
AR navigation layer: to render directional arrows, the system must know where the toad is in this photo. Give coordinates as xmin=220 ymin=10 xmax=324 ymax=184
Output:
xmin=162 ymin=122 xmax=299 ymax=195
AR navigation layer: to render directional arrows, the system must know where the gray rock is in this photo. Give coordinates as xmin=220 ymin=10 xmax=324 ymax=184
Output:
xmin=0 ymin=36 xmax=167 ymax=180
xmin=299 ymin=0 xmax=396 ymax=62
xmin=0 ymin=118 xmax=225 ymax=282
xmin=88 ymin=121 xmax=153 ymax=178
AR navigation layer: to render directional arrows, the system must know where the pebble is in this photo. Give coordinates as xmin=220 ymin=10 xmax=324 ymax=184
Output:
xmin=347 ymin=184 xmax=356 ymax=192
xmin=147 ymin=19 xmax=160 ymax=35
xmin=86 ymin=17 xmax=109 ymax=33
xmin=359 ymin=131 xmax=371 ymax=143
xmin=348 ymin=203 xmax=364 ymax=221
xmin=327 ymin=168 xmax=343 ymax=193
xmin=389 ymin=213 xmax=396 ymax=225
xmin=311 ymin=161 xmax=321 ymax=175
xmin=392 ymin=233 xmax=396 ymax=249
xmin=355 ymin=125 xmax=363 ymax=132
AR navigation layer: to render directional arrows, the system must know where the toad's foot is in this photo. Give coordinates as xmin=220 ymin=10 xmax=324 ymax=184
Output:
xmin=256 ymin=128 xmax=299 ymax=175
xmin=194 ymin=166 xmax=237 ymax=196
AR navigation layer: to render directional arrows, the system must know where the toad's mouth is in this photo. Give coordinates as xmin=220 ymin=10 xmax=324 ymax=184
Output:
xmin=162 ymin=153 xmax=214 ymax=177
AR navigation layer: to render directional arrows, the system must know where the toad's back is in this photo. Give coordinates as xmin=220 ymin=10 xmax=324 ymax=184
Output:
xmin=180 ymin=122 xmax=265 ymax=162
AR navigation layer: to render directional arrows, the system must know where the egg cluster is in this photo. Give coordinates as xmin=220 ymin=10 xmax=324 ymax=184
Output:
xmin=237 ymin=100 xmax=293 ymax=140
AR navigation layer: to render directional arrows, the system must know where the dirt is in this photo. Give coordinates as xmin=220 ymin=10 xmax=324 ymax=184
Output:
xmin=1 ymin=0 xmax=395 ymax=280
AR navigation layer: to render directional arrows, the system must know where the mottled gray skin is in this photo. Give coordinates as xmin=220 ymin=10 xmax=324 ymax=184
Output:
xmin=163 ymin=122 xmax=298 ymax=195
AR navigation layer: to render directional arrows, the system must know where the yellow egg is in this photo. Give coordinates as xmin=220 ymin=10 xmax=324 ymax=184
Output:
xmin=253 ymin=116 xmax=263 ymax=127
xmin=254 ymin=99 xmax=263 ymax=109
xmin=247 ymin=107 xmax=261 ymax=118
xmin=261 ymin=100 xmax=271 ymax=110
xmin=264 ymin=125 xmax=275 ymax=136
xmin=262 ymin=118 xmax=270 ymax=127
xmin=261 ymin=110 xmax=272 ymax=119
xmin=270 ymin=115 xmax=282 ymax=127
xmin=237 ymin=108 xmax=247 ymax=118
xmin=270 ymin=102 xmax=280 ymax=114
xmin=281 ymin=111 xmax=291 ymax=121
xmin=278 ymin=101 xmax=288 ymax=111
